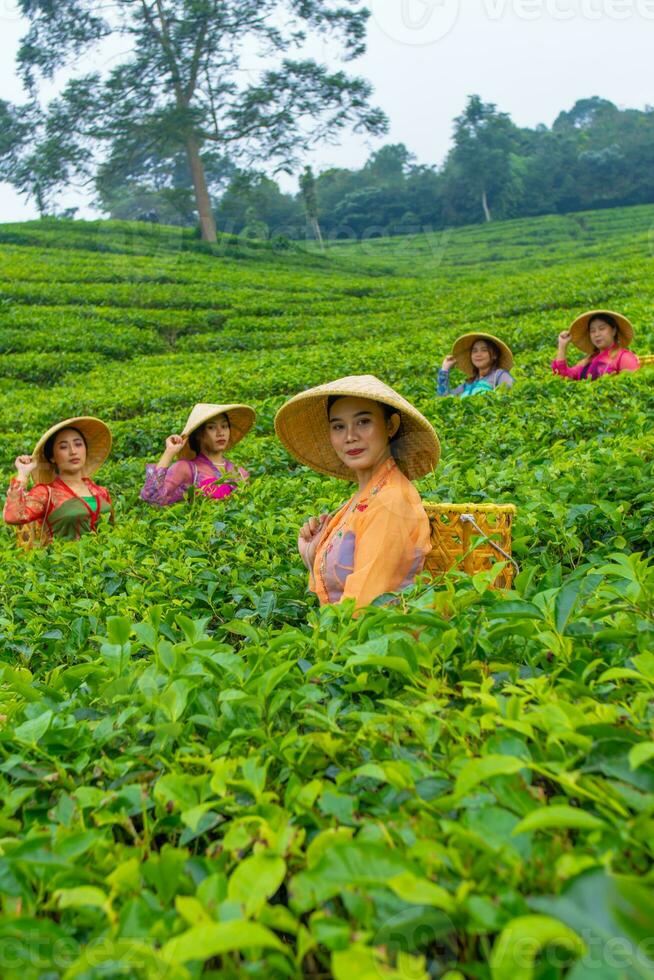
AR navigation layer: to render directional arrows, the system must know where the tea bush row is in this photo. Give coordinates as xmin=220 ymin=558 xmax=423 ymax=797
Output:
xmin=0 ymin=206 xmax=653 ymax=978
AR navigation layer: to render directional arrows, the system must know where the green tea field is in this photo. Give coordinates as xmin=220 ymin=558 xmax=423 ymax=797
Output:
xmin=0 ymin=204 xmax=653 ymax=979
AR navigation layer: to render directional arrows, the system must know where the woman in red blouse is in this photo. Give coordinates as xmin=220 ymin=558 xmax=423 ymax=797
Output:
xmin=4 ymin=416 xmax=113 ymax=545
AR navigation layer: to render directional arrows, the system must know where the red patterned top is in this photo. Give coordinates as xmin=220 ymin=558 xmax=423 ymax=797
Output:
xmin=4 ymin=477 xmax=113 ymax=544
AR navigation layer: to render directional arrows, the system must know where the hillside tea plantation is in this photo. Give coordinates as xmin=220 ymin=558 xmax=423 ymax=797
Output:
xmin=0 ymin=206 xmax=653 ymax=980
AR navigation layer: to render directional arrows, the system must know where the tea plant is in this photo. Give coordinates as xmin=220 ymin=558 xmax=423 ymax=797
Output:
xmin=0 ymin=206 xmax=653 ymax=978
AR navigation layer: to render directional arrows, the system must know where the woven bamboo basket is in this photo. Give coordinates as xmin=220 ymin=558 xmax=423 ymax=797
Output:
xmin=424 ymin=502 xmax=517 ymax=590
xmin=638 ymin=354 xmax=654 ymax=367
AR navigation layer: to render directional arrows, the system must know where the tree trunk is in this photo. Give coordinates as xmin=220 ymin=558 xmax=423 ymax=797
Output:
xmin=311 ymin=216 xmax=325 ymax=252
xmin=482 ymin=189 xmax=491 ymax=223
xmin=35 ymin=183 xmax=46 ymax=218
xmin=186 ymin=134 xmax=217 ymax=242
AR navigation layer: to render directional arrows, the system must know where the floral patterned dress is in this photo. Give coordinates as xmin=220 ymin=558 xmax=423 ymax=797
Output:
xmin=140 ymin=453 xmax=249 ymax=507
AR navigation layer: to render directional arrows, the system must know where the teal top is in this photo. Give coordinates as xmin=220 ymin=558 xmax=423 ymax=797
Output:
xmin=460 ymin=377 xmax=496 ymax=398
xmin=437 ymin=367 xmax=515 ymax=398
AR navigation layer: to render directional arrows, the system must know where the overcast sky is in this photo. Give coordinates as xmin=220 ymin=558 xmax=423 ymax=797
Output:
xmin=1 ymin=0 xmax=653 ymax=221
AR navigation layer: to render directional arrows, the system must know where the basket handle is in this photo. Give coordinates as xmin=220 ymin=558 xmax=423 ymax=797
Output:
xmin=459 ymin=513 xmax=520 ymax=578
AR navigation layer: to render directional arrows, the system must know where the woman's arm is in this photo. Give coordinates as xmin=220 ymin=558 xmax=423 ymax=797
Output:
xmin=551 ymin=329 xmax=584 ymax=378
xmin=102 ymin=487 xmax=116 ymax=525
xmin=3 ymin=480 xmax=50 ymax=525
xmin=436 ymin=369 xmax=451 ymax=397
xmin=552 ymin=358 xmax=585 ymax=380
xmin=437 ymin=354 xmax=458 ymax=397
xmin=140 ymin=459 xmax=195 ymax=507
xmin=495 ymin=369 xmax=515 ymax=388
xmin=3 ymin=455 xmax=50 ymax=525
xmin=616 ymin=350 xmax=640 ymax=373
xmin=298 ymin=514 xmax=330 ymax=571
xmin=437 ymin=371 xmax=468 ymax=397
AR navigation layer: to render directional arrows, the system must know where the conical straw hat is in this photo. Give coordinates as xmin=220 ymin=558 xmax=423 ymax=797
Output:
xmin=274 ymin=375 xmax=440 ymax=482
xmin=451 ymin=333 xmax=514 ymax=374
xmin=178 ymin=403 xmax=256 ymax=459
xmin=31 ymin=417 xmax=112 ymax=486
xmin=569 ymin=310 xmax=634 ymax=354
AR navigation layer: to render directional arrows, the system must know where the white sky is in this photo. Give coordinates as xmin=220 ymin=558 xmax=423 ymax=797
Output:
xmin=1 ymin=0 xmax=653 ymax=221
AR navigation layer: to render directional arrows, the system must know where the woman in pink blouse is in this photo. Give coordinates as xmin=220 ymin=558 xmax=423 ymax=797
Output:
xmin=141 ymin=402 xmax=255 ymax=507
xmin=552 ymin=310 xmax=639 ymax=381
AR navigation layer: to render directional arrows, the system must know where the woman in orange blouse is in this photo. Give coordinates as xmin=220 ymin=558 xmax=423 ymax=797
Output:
xmin=4 ymin=416 xmax=113 ymax=545
xmin=275 ymin=375 xmax=440 ymax=609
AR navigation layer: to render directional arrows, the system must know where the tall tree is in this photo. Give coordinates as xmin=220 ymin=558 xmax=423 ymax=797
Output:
xmin=13 ymin=1 xmax=387 ymax=240
xmin=299 ymin=165 xmax=324 ymax=251
xmin=449 ymin=95 xmax=518 ymax=222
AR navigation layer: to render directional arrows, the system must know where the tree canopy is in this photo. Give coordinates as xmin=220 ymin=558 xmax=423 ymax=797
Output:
xmin=7 ymin=0 xmax=387 ymax=239
xmin=207 ymin=95 xmax=654 ymax=242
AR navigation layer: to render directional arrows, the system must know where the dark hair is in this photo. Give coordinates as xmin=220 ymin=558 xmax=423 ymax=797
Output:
xmin=326 ymin=395 xmax=402 ymax=455
xmin=44 ymin=426 xmax=87 ymax=464
xmin=469 ymin=338 xmax=500 ymax=380
xmin=188 ymin=412 xmax=230 ymax=454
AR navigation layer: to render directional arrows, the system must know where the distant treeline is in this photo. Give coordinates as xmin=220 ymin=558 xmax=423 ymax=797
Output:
xmin=101 ymin=95 xmax=654 ymax=240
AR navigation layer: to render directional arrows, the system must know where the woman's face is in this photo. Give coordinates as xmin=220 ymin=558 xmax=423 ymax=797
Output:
xmin=199 ymin=414 xmax=230 ymax=454
xmin=50 ymin=428 xmax=87 ymax=474
xmin=589 ymin=318 xmax=617 ymax=351
xmin=328 ymin=396 xmax=399 ymax=473
xmin=470 ymin=340 xmax=493 ymax=373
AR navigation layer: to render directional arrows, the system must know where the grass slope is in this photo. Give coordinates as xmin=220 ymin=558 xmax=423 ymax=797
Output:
xmin=0 ymin=205 xmax=653 ymax=979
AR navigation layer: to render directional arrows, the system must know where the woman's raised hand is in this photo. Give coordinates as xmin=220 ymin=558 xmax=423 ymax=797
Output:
xmin=156 ymin=434 xmax=187 ymax=469
xmin=558 ymin=330 xmax=572 ymax=346
xmin=441 ymin=354 xmax=458 ymax=371
xmin=14 ymin=455 xmax=37 ymax=482
xmin=163 ymin=434 xmax=186 ymax=457
xmin=298 ymin=514 xmax=329 ymax=571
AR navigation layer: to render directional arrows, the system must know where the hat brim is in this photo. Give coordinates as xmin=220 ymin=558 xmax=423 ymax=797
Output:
xmin=32 ymin=417 xmax=112 ymax=486
xmin=178 ymin=404 xmax=256 ymax=459
xmin=569 ymin=310 xmax=634 ymax=354
xmin=275 ymin=375 xmax=440 ymax=482
xmin=452 ymin=333 xmax=514 ymax=375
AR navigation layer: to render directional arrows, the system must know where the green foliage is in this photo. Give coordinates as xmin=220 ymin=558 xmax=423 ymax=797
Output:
xmin=0 ymin=204 xmax=653 ymax=977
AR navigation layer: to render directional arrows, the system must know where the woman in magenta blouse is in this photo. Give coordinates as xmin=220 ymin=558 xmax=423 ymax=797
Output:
xmin=141 ymin=402 xmax=254 ymax=507
xmin=552 ymin=310 xmax=640 ymax=381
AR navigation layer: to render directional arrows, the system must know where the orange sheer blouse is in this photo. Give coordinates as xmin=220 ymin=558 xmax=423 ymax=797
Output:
xmin=310 ymin=457 xmax=431 ymax=609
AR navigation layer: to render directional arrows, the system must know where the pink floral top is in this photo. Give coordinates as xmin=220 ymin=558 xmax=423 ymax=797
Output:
xmin=140 ymin=453 xmax=249 ymax=507
xmin=552 ymin=346 xmax=639 ymax=381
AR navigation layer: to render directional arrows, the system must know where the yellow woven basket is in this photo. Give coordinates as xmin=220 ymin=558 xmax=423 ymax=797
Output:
xmin=424 ymin=502 xmax=517 ymax=590
xmin=639 ymin=354 xmax=654 ymax=367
